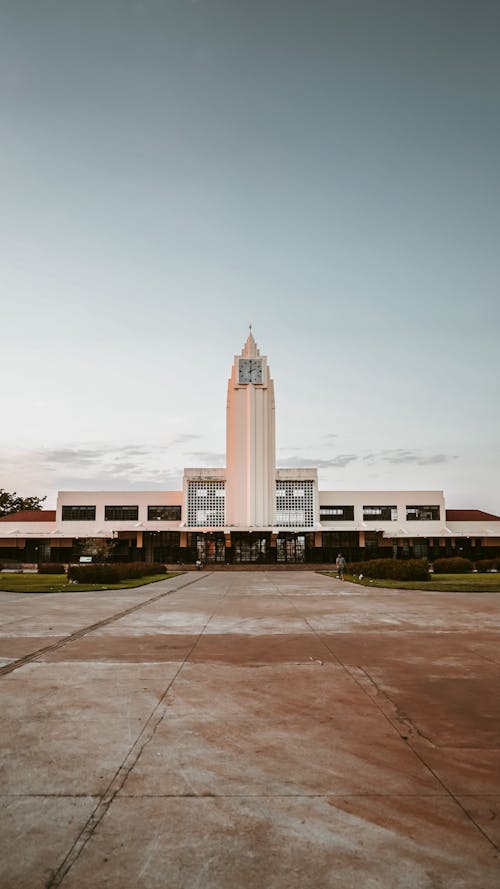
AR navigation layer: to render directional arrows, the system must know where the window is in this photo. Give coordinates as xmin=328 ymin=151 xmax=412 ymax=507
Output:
xmin=61 ymin=505 xmax=96 ymax=521
xmin=413 ymin=540 xmax=429 ymax=557
xmin=275 ymin=480 xmax=315 ymax=527
xmin=232 ymin=533 xmax=270 ymax=563
xmin=187 ymin=481 xmax=225 ymax=527
xmin=363 ymin=506 xmax=397 ymax=521
xmin=188 ymin=532 xmax=226 ymax=563
xmin=364 ymin=532 xmax=379 ymax=553
xmin=277 ymin=534 xmax=306 ymax=562
xmin=104 ymin=505 xmax=139 ymax=521
xmin=148 ymin=506 xmax=181 ymax=521
xmin=322 ymin=531 xmax=359 ymax=557
xmin=320 ymin=505 xmax=354 ymax=521
xmin=144 ymin=531 xmax=181 ymax=563
xmin=406 ymin=505 xmax=440 ymax=521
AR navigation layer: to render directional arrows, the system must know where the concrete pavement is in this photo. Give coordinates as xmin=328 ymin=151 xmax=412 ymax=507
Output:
xmin=0 ymin=571 xmax=499 ymax=888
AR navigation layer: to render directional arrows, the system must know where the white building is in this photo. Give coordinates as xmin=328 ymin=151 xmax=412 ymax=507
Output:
xmin=1 ymin=333 xmax=499 ymax=565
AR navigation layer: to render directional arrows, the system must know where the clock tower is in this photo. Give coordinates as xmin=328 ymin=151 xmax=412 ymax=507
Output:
xmin=226 ymin=331 xmax=276 ymax=527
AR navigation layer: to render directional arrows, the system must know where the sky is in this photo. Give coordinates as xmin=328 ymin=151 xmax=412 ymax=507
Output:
xmin=1 ymin=0 xmax=499 ymax=512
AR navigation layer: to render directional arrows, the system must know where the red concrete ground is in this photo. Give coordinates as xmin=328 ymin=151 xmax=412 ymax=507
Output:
xmin=0 ymin=571 xmax=499 ymax=888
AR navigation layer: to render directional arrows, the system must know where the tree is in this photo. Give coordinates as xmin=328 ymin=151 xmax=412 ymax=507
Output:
xmin=0 ymin=489 xmax=47 ymax=518
xmin=79 ymin=538 xmax=117 ymax=563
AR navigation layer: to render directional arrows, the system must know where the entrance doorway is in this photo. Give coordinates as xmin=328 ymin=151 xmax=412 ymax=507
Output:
xmin=24 ymin=539 xmax=50 ymax=563
xmin=231 ymin=533 xmax=270 ymax=563
xmin=192 ymin=533 xmax=226 ymax=564
xmin=277 ymin=535 xmax=305 ymax=563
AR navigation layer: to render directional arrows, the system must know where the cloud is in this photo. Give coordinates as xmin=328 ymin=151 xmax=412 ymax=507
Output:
xmin=415 ymin=454 xmax=457 ymax=466
xmin=40 ymin=438 xmax=201 ymax=469
xmin=278 ymin=435 xmax=338 ymax=453
xmin=0 ymin=442 xmax=187 ymax=506
xmin=279 ymin=447 xmax=458 ymax=470
xmin=187 ymin=451 xmax=226 ymax=466
xmin=49 ymin=472 xmax=183 ymax=492
xmin=103 ymin=461 xmax=142 ymax=475
xmin=278 ymin=454 xmax=358 ymax=469
xmin=170 ymin=433 xmax=202 ymax=446
xmin=43 ymin=448 xmax=104 ymax=466
xmin=116 ymin=446 xmax=151 ymax=456
xmin=363 ymin=449 xmax=458 ymax=466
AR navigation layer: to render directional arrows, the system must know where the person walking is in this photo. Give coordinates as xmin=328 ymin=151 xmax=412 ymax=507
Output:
xmin=335 ymin=553 xmax=346 ymax=580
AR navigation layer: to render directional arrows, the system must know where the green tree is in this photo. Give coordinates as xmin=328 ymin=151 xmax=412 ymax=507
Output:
xmin=0 ymin=489 xmax=47 ymax=518
xmin=80 ymin=538 xmax=117 ymax=563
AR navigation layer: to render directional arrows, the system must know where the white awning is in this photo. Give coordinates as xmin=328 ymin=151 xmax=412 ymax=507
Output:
xmin=381 ymin=525 xmax=456 ymax=539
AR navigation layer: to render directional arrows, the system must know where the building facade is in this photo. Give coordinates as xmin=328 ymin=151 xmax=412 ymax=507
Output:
xmin=1 ymin=333 xmax=499 ymax=565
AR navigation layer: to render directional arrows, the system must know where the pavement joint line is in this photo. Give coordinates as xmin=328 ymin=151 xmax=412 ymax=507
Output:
xmin=0 ymin=571 xmax=208 ymax=679
xmin=116 ymin=791 xmax=456 ymax=799
xmin=271 ymin=575 xmax=500 ymax=855
xmin=1 ymin=793 xmax=99 ymax=799
xmin=3 ymin=791 xmax=497 ymax=799
xmin=354 ymin=665 xmax=436 ymax=747
xmin=430 ymin=746 xmax=500 ymax=751
xmin=345 ymin=662 xmax=500 ymax=852
xmin=400 ymin=740 xmax=500 ymax=853
xmin=44 ymin=571 xmax=233 ymax=889
xmin=471 ymin=650 xmax=500 ymax=668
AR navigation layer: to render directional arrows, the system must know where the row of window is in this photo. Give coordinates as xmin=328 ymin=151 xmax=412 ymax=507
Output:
xmin=320 ymin=505 xmax=441 ymax=521
xmin=61 ymin=505 xmax=182 ymax=522
xmin=62 ymin=502 xmax=441 ymax=524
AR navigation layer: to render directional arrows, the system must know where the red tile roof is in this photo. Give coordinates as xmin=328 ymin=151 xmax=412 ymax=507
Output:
xmin=0 ymin=510 xmax=56 ymax=522
xmin=446 ymin=509 xmax=500 ymax=522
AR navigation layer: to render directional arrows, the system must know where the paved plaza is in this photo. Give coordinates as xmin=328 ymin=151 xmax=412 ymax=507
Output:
xmin=0 ymin=571 xmax=499 ymax=888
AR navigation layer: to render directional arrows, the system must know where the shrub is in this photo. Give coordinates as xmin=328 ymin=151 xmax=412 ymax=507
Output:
xmin=474 ymin=558 xmax=498 ymax=573
xmin=432 ymin=557 xmax=473 ymax=574
xmin=67 ymin=561 xmax=166 ymax=584
xmin=38 ymin=563 xmax=66 ymax=575
xmin=348 ymin=559 xmax=429 ymax=581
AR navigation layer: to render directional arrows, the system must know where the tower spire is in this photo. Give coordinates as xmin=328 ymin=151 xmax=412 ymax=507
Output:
xmin=242 ymin=327 xmax=260 ymax=358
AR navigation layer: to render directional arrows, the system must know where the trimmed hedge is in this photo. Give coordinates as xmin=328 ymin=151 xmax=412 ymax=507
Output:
xmin=474 ymin=559 xmax=498 ymax=573
xmin=348 ymin=559 xmax=429 ymax=581
xmin=67 ymin=562 xmax=166 ymax=584
xmin=432 ymin=557 xmax=473 ymax=574
xmin=38 ymin=563 xmax=66 ymax=575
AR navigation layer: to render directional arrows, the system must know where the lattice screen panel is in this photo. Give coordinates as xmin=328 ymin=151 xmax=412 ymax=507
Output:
xmin=186 ymin=481 xmax=226 ymax=527
xmin=275 ymin=480 xmax=315 ymax=527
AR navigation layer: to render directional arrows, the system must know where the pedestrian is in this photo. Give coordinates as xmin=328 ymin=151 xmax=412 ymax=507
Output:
xmin=335 ymin=553 xmax=346 ymax=581
xmin=195 ymin=558 xmax=202 ymax=571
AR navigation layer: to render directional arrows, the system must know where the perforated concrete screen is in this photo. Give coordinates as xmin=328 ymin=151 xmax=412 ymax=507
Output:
xmin=187 ymin=481 xmax=226 ymax=527
xmin=275 ymin=480 xmax=315 ymax=527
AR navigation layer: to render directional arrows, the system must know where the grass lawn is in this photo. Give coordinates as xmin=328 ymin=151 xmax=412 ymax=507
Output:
xmin=0 ymin=572 xmax=182 ymax=593
xmin=322 ymin=572 xmax=500 ymax=592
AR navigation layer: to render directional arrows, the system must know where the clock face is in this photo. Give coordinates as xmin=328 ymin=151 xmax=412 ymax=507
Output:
xmin=239 ymin=358 xmax=263 ymax=384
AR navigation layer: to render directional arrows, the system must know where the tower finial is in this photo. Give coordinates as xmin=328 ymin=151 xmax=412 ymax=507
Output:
xmin=241 ymin=326 xmax=260 ymax=357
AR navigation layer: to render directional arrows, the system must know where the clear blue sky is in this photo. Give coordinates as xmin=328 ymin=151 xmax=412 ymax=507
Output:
xmin=1 ymin=0 xmax=499 ymax=511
